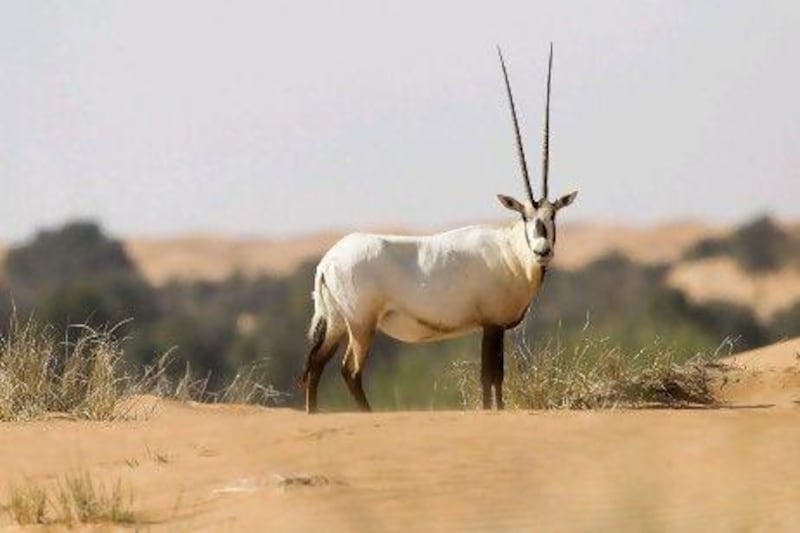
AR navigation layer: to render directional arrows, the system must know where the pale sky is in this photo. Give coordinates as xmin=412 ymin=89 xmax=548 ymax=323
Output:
xmin=1 ymin=1 xmax=798 ymax=242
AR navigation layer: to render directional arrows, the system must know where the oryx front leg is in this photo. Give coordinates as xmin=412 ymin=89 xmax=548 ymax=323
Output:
xmin=481 ymin=326 xmax=505 ymax=410
xmin=341 ymin=327 xmax=374 ymax=412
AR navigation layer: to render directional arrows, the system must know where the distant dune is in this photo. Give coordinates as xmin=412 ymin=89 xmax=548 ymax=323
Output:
xmin=122 ymin=220 xmax=720 ymax=286
xmin=554 ymin=220 xmax=719 ymax=269
xmin=123 ymin=231 xmax=344 ymax=286
xmin=667 ymin=257 xmax=800 ymax=321
xmin=3 ymin=220 xmax=799 ymax=321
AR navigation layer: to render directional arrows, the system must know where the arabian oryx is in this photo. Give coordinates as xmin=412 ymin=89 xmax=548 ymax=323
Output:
xmin=302 ymin=44 xmax=577 ymax=413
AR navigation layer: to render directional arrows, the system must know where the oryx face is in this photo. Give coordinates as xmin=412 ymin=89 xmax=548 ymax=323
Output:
xmin=497 ymin=44 xmax=578 ymax=266
xmin=497 ymin=192 xmax=577 ymax=265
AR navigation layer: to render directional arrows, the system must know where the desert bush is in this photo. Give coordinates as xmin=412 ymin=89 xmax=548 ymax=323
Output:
xmin=447 ymin=334 xmax=725 ymax=410
xmin=55 ymin=471 xmax=135 ymax=525
xmin=768 ymin=301 xmax=800 ymax=341
xmin=0 ymin=314 xmax=282 ymax=421
xmin=2 ymin=220 xmax=159 ymax=332
xmin=6 ymin=479 xmax=47 ymax=525
xmin=6 ymin=471 xmax=135 ymax=526
xmin=4 ymin=221 xmax=133 ymax=287
xmin=0 ymin=315 xmax=133 ymax=421
xmin=522 ymin=253 xmax=765 ymax=354
xmin=684 ymin=215 xmax=798 ymax=271
xmin=143 ymin=354 xmax=283 ymax=406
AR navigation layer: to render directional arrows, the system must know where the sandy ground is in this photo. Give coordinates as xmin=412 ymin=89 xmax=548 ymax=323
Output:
xmin=1 ymin=340 xmax=799 ymax=531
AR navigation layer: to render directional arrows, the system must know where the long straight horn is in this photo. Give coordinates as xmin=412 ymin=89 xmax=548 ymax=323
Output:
xmin=497 ymin=46 xmax=535 ymax=206
xmin=542 ymin=42 xmax=553 ymax=200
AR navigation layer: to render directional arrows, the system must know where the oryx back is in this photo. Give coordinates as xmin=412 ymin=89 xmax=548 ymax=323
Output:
xmin=316 ymin=225 xmax=544 ymax=343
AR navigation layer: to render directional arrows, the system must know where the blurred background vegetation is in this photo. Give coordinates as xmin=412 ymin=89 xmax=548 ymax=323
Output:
xmin=1 ymin=217 xmax=798 ymax=410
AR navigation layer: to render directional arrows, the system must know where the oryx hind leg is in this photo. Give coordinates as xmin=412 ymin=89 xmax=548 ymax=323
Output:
xmin=341 ymin=325 xmax=374 ymax=412
xmin=481 ymin=326 xmax=505 ymax=410
xmin=304 ymin=313 xmax=346 ymax=414
xmin=305 ymin=338 xmax=342 ymax=414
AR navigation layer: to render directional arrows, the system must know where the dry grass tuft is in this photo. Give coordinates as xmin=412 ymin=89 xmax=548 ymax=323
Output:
xmin=55 ymin=471 xmax=135 ymax=525
xmin=144 ymin=354 xmax=282 ymax=406
xmin=0 ymin=315 xmax=133 ymax=421
xmin=6 ymin=471 xmax=135 ymax=526
xmin=0 ymin=313 xmax=281 ymax=422
xmin=6 ymin=480 xmax=47 ymax=525
xmin=448 ymin=335 xmax=727 ymax=410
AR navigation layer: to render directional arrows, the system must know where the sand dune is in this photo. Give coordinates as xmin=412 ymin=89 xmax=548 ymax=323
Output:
xmin=122 ymin=221 xmax=719 ymax=287
xmin=121 ymin=221 xmax=800 ymax=323
xmin=1 ymin=338 xmax=798 ymax=531
xmin=668 ymin=257 xmax=800 ymax=321
xmin=554 ymin=220 xmax=718 ymax=270
xmin=715 ymin=337 xmax=800 ymax=407
xmin=3 ymin=220 xmax=800 ymax=322
xmin=123 ymin=232 xmax=344 ymax=286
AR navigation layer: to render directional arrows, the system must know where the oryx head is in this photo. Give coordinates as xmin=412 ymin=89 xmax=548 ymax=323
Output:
xmin=496 ymin=44 xmax=578 ymax=265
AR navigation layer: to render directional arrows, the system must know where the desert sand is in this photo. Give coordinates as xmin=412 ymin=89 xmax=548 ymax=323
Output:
xmin=667 ymin=256 xmax=800 ymax=321
xmin=1 ymin=339 xmax=799 ymax=531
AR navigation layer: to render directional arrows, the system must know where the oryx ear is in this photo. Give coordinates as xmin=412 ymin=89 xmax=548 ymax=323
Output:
xmin=497 ymin=194 xmax=527 ymax=217
xmin=553 ymin=190 xmax=578 ymax=210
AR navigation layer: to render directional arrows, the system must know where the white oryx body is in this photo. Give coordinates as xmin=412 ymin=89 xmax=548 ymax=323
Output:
xmin=314 ymin=221 xmax=546 ymax=345
xmin=302 ymin=44 xmax=579 ymax=413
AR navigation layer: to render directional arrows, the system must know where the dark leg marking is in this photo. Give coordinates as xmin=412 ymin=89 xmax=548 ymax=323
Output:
xmin=305 ymin=341 xmax=340 ymax=414
xmin=302 ymin=316 xmax=328 ymax=383
xmin=481 ymin=325 xmax=505 ymax=410
xmin=493 ymin=331 xmax=505 ymax=410
xmin=341 ymin=358 xmax=371 ymax=412
xmin=341 ymin=331 xmax=374 ymax=412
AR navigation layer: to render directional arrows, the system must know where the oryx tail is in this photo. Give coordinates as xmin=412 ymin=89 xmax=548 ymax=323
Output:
xmin=308 ymin=270 xmax=327 ymax=341
xmin=302 ymin=271 xmax=330 ymax=382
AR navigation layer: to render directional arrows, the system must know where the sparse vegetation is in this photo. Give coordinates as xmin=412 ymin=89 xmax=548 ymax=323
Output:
xmin=3 ymin=220 xmax=159 ymax=332
xmin=0 ymin=315 xmax=132 ymax=421
xmin=684 ymin=215 xmax=800 ymax=271
xmin=1 ymin=217 xmax=798 ymax=410
xmin=145 ymin=354 xmax=283 ymax=406
xmin=0 ymin=312 xmax=281 ymax=421
xmin=55 ymin=471 xmax=135 ymax=525
xmin=6 ymin=471 xmax=135 ymax=526
xmin=447 ymin=334 xmax=725 ymax=409
xmin=768 ymin=300 xmax=800 ymax=341
xmin=6 ymin=479 xmax=47 ymax=525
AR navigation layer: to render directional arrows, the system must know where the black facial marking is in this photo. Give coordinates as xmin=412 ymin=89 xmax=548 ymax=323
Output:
xmin=535 ymin=219 xmax=546 ymax=238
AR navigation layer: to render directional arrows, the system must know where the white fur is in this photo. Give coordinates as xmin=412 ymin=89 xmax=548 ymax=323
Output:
xmin=314 ymin=220 xmax=546 ymax=343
